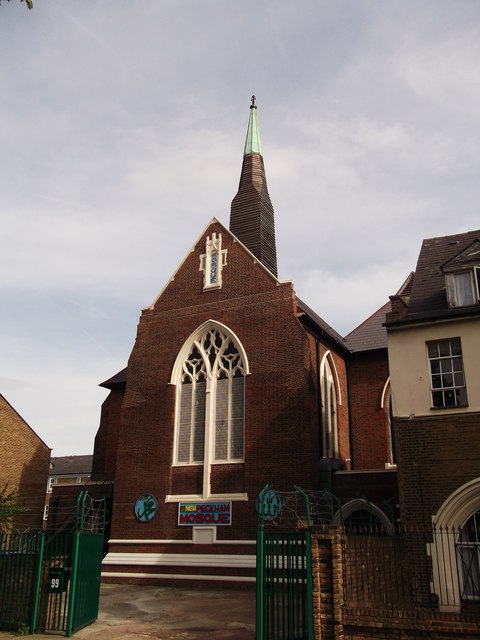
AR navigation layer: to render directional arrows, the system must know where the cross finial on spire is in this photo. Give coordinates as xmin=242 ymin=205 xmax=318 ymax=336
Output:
xmin=251 ymin=94 xmax=256 ymax=109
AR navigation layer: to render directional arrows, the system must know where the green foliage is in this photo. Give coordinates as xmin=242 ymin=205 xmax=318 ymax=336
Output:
xmin=15 ymin=622 xmax=30 ymax=636
xmin=0 ymin=0 xmax=33 ymax=9
xmin=0 ymin=484 xmax=28 ymax=533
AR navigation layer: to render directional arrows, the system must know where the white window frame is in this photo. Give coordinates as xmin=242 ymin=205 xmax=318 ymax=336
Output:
xmin=381 ymin=379 xmax=396 ymax=468
xmin=446 ymin=267 xmax=480 ymax=307
xmin=171 ymin=321 xmax=249 ymax=500
xmin=427 ymin=337 xmax=468 ymax=409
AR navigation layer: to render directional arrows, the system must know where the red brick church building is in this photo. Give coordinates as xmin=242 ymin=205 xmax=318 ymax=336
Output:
xmin=92 ymin=98 xmax=397 ymax=583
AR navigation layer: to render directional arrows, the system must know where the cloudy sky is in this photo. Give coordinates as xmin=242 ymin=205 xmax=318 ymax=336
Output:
xmin=1 ymin=1 xmax=479 ymax=456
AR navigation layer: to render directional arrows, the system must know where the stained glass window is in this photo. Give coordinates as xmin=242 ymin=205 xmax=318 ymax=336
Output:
xmin=176 ymin=327 xmax=245 ymax=464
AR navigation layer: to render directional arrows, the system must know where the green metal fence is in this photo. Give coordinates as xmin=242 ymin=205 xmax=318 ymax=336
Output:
xmin=0 ymin=492 xmax=105 ymax=636
xmin=256 ymin=485 xmax=314 ymax=640
xmin=0 ymin=532 xmax=42 ymax=632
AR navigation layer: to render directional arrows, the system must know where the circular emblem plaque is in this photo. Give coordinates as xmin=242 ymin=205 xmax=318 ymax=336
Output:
xmin=134 ymin=494 xmax=158 ymax=523
xmin=256 ymin=489 xmax=283 ymax=522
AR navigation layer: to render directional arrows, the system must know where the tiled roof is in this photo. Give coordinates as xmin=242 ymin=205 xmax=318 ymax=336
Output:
xmin=345 ymin=273 xmax=415 ymax=352
xmin=100 ymin=367 xmax=127 ymax=388
xmin=296 ymin=297 xmax=348 ymax=352
xmin=401 ymin=229 xmax=480 ymax=324
xmin=344 ymin=301 xmax=391 ymax=352
xmin=50 ymin=455 xmax=93 ymax=476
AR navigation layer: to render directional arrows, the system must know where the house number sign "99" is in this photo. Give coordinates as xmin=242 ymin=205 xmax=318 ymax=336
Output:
xmin=48 ymin=568 xmax=67 ymax=593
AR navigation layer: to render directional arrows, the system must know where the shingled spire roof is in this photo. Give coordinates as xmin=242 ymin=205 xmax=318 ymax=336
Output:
xmin=229 ymin=96 xmax=278 ymax=277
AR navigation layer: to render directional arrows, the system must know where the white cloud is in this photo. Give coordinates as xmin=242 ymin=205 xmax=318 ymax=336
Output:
xmin=297 ymin=261 xmax=412 ymax=337
xmin=1 ymin=0 xmax=479 ymax=454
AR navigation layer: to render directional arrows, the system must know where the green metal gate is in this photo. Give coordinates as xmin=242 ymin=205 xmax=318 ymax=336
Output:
xmin=0 ymin=492 xmax=105 ymax=636
xmin=256 ymin=485 xmax=314 ymax=640
xmin=68 ymin=530 xmax=104 ymax=634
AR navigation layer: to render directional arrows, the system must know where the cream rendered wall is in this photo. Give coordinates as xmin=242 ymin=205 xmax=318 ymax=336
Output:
xmin=387 ymin=317 xmax=480 ymax=418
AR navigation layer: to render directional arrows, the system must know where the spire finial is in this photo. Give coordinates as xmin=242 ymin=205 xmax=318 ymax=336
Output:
xmin=244 ymin=96 xmax=262 ymax=156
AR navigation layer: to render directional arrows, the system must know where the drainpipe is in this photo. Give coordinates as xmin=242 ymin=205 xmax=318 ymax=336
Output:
xmin=346 ymin=357 xmax=354 ymax=470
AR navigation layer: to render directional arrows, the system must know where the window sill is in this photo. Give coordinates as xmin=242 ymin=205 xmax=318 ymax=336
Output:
xmin=430 ymin=403 xmax=469 ymax=411
xmin=173 ymin=461 xmax=245 ymax=467
xmin=165 ymin=493 xmax=248 ymax=503
xmin=173 ymin=462 xmax=204 ymax=468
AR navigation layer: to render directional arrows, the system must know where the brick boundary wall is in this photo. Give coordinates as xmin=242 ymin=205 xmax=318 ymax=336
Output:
xmin=311 ymin=527 xmax=344 ymax=639
xmin=311 ymin=527 xmax=480 ymax=640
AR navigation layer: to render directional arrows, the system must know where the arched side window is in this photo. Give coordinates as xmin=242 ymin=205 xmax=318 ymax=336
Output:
xmin=457 ymin=509 xmax=480 ymax=601
xmin=381 ymin=379 xmax=396 ymax=467
xmin=173 ymin=322 xmax=247 ymax=466
xmin=333 ymin=498 xmax=393 ymax=534
xmin=321 ymin=353 xmax=340 ymax=459
xmin=429 ymin=478 xmax=480 ymax=611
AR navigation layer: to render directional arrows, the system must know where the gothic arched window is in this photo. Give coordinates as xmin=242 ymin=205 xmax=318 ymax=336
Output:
xmin=177 ymin=345 xmax=207 ymax=464
xmin=381 ymin=380 xmax=396 ymax=467
xmin=430 ymin=478 xmax=480 ymax=611
xmin=173 ymin=323 xmax=247 ymax=466
xmin=457 ymin=509 xmax=480 ymax=601
xmin=321 ymin=353 xmax=339 ymax=459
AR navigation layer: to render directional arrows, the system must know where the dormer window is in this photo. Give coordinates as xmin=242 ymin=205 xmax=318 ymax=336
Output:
xmin=446 ymin=268 xmax=480 ymax=307
xmin=442 ymin=239 xmax=480 ymax=308
xmin=452 ymin=269 xmax=480 ymax=306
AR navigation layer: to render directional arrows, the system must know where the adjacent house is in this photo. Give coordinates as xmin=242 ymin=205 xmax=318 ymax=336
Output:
xmin=0 ymin=393 xmax=50 ymax=532
xmin=386 ymin=229 xmax=480 ymax=611
xmin=44 ymin=454 xmax=93 ymax=525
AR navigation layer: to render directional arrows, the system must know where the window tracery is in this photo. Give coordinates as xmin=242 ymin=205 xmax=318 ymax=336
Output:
xmin=175 ymin=325 xmax=245 ymax=466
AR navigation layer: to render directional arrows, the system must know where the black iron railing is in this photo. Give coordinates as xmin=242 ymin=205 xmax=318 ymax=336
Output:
xmin=342 ymin=524 xmax=480 ymax=612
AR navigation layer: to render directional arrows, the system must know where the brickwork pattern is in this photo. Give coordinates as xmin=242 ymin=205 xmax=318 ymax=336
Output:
xmin=99 ymin=222 xmax=351 ymax=573
xmin=92 ymin=387 xmax=124 ymax=482
xmin=311 ymin=527 xmax=344 ymax=640
xmin=348 ymin=351 xmax=391 ymax=469
xmin=0 ymin=394 xmax=50 ymax=531
xmin=311 ymin=526 xmax=480 ymax=640
xmin=394 ymin=412 xmax=480 ymax=525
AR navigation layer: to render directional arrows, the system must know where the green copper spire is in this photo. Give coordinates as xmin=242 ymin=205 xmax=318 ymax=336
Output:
xmin=243 ymin=95 xmax=263 ymax=156
xmin=230 ymin=97 xmax=277 ymax=276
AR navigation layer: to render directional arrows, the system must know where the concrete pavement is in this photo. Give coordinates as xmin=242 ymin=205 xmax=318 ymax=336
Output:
xmin=0 ymin=583 xmax=256 ymax=639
